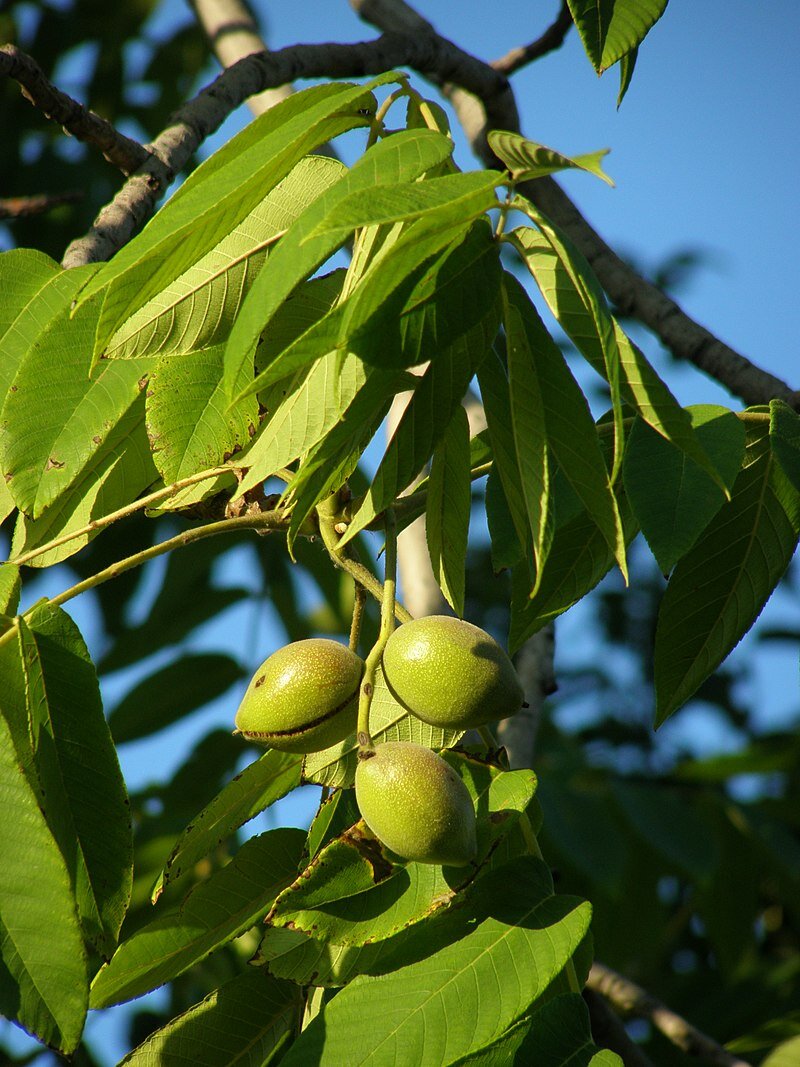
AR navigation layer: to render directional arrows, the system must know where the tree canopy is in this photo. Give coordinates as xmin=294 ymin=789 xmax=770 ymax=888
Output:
xmin=1 ymin=2 xmax=798 ymax=1065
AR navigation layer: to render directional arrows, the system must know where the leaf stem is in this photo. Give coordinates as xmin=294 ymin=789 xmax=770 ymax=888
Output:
xmin=356 ymin=509 xmax=398 ymax=752
xmin=47 ymin=510 xmax=290 ymax=611
xmin=349 ymin=580 xmax=367 ymax=653
xmin=317 ymin=508 xmax=412 ymax=625
xmin=8 ymin=465 xmax=234 ymax=567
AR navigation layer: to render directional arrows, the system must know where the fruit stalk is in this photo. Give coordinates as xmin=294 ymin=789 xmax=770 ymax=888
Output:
xmin=357 ymin=508 xmax=399 ymax=752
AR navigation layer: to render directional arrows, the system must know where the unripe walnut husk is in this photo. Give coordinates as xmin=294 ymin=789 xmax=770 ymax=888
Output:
xmin=355 ymin=740 xmax=477 ymax=866
xmin=235 ymin=638 xmax=363 ymax=753
xmin=381 ymin=615 xmax=524 ymax=730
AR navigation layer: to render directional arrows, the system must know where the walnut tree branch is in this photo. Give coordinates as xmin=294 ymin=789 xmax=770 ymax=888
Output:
xmin=0 ymin=44 xmax=151 ymax=176
xmin=491 ymin=1 xmax=573 ymax=76
xmin=587 ymin=962 xmax=752 ymax=1067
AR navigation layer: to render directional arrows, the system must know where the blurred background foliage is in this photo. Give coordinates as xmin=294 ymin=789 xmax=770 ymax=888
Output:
xmin=1 ymin=1 xmax=799 ymax=1063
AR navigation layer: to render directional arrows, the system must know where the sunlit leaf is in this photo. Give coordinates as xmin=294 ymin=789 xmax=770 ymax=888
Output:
xmin=105 ymin=156 xmax=343 ymax=359
xmin=488 ymin=130 xmax=613 ymax=185
xmin=145 ymin=343 xmax=257 ymax=483
xmin=224 ymin=127 xmax=455 ymax=397
xmin=1 ymin=603 xmax=132 ymax=956
xmin=77 ymin=79 xmax=399 ymax=359
xmin=339 ymin=310 xmax=497 ymax=547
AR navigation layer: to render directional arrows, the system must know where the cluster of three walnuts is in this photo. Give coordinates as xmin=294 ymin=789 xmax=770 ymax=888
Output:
xmin=235 ymin=617 xmax=524 ymax=867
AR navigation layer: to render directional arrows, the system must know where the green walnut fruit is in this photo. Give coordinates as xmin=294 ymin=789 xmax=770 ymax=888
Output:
xmin=355 ymin=741 xmax=477 ymax=866
xmin=381 ymin=615 xmax=524 ymax=730
xmin=235 ymin=638 xmax=363 ymax=753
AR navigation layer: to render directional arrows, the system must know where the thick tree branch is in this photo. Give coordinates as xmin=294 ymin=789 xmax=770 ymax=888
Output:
xmin=351 ymin=0 xmax=798 ymax=409
xmin=0 ymin=44 xmax=151 ymax=175
xmin=492 ymin=1 xmax=573 ymax=76
xmin=587 ymin=963 xmax=752 ymax=1067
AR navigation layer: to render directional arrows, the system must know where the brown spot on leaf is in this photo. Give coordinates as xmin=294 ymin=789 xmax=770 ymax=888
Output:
xmin=45 ymin=456 xmax=65 ymax=470
xmin=92 ymin=435 xmax=102 ymax=444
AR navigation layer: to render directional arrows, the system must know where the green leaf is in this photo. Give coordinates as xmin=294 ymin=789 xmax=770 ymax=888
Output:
xmin=248 ymin=201 xmax=501 ymax=394
xmin=485 ymin=467 xmax=525 ymax=572
xmin=0 ymin=706 xmax=88 ymax=1053
xmin=6 ymin=604 xmax=132 ymax=956
xmin=119 ymin=967 xmax=301 ymax=1066
xmin=487 ymin=130 xmax=613 ymax=185
xmin=0 ymin=248 xmax=62 ymax=396
xmin=76 ymin=80 xmax=395 ymax=358
xmin=155 ymin=750 xmax=302 ymax=897
xmin=223 ymin=127 xmax=455 ymax=396
xmin=9 ymin=395 xmax=158 ymax=567
xmin=281 ymin=857 xmax=591 ymax=1066
xmin=508 ymin=489 xmax=638 ymax=653
xmin=108 ymin=654 xmax=245 ymax=743
xmin=477 ymin=348 xmax=533 ymax=563
xmin=770 ymin=399 xmax=800 ymax=492
xmin=91 ymin=828 xmax=305 ymax=1008
xmin=1 ymin=287 xmax=153 ymax=518
xmin=617 ymin=46 xmax=638 ymax=105
xmin=510 ymin=222 xmax=727 ymax=495
xmin=238 ymin=346 xmax=367 ymax=498
xmin=509 ymin=218 xmax=625 ymax=485
xmin=516 ymin=994 xmax=623 ymax=1066
xmin=763 ymin=1035 xmax=800 ymax=1067
xmin=654 ymin=421 xmax=800 ymax=724
xmin=623 ymin=405 xmax=745 ymax=573
xmin=105 ymin=156 xmax=344 ymax=359
xmin=339 ymin=309 xmax=497 ymax=547
xmin=145 ymin=343 xmax=257 ymax=482
xmin=345 ymin=208 xmax=502 ymax=371
xmin=426 ymin=405 xmax=471 ymax=614
xmin=283 ymin=367 xmax=406 ymax=548
xmin=503 ymin=280 xmax=553 ymax=593
xmin=566 ymin=0 xmax=668 ymax=72
xmin=308 ymin=170 xmax=503 ymax=242
xmin=0 ymin=565 xmax=20 ymax=615
xmin=503 ymin=275 xmax=626 ymax=583
xmin=302 ymin=665 xmax=462 ymax=789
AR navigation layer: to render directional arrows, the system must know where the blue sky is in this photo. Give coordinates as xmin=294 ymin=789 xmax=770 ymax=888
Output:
xmin=3 ymin=2 xmax=800 ymax=1060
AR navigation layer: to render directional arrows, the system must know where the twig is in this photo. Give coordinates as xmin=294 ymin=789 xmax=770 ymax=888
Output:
xmin=47 ymin=510 xmax=289 ymax=611
xmin=0 ymin=45 xmax=151 ymax=176
xmin=0 ymin=191 xmax=82 ymax=219
xmin=492 ymin=1 xmax=573 ymax=76
xmin=9 ymin=465 xmax=233 ymax=567
xmin=584 ymin=989 xmax=656 ymax=1067
xmin=587 ymin=962 xmax=752 ymax=1067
